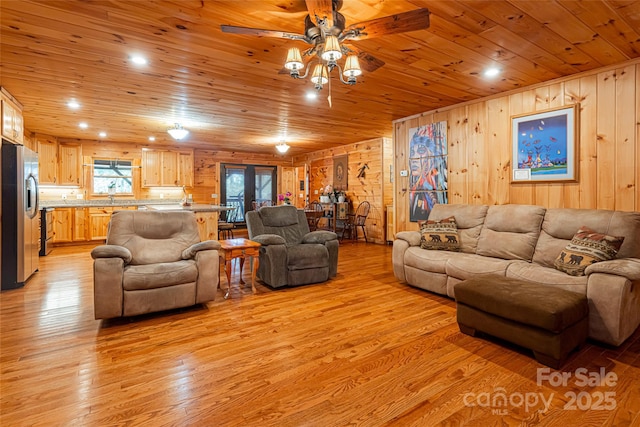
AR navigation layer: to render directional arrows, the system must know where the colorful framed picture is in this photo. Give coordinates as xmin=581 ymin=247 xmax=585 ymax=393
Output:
xmin=408 ymin=121 xmax=448 ymax=222
xmin=511 ymin=105 xmax=578 ymax=183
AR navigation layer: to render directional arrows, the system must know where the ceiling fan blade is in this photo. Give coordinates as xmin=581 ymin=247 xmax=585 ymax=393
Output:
xmin=221 ymin=25 xmax=307 ymax=42
xmin=342 ymin=44 xmax=385 ymax=73
xmin=305 ymin=0 xmax=334 ymax=29
xmin=344 ymin=8 xmax=430 ymax=40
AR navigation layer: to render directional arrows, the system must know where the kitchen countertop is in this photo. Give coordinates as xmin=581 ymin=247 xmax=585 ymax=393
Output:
xmin=40 ymin=199 xmax=182 ymax=208
xmin=145 ymin=204 xmax=233 ymax=213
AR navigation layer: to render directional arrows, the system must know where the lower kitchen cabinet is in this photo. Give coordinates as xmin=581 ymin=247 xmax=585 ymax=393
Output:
xmin=52 ymin=208 xmax=86 ymax=243
xmin=52 ymin=206 xmax=136 ymax=243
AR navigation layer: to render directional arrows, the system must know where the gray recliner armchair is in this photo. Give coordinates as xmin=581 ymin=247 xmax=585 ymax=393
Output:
xmin=90 ymin=210 xmax=221 ymax=319
xmin=246 ymin=205 xmax=338 ymax=288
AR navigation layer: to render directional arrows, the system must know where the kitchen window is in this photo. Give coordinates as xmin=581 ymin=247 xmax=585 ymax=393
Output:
xmin=92 ymin=158 xmax=133 ymax=195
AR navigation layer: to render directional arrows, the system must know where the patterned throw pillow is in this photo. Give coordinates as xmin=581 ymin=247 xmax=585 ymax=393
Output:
xmin=554 ymin=226 xmax=625 ymax=276
xmin=419 ymin=216 xmax=461 ymax=251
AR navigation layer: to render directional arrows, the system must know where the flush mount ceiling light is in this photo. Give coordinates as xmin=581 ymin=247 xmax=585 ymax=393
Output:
xmin=276 ymin=140 xmax=290 ymax=154
xmin=130 ymin=55 xmax=148 ymax=65
xmin=221 ymin=1 xmax=430 ymax=105
xmin=167 ymin=123 xmax=189 ymax=140
xmin=484 ymin=67 xmax=500 ymax=77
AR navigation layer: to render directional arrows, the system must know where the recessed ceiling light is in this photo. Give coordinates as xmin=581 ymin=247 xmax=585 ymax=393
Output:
xmin=98 ymin=132 xmax=107 ymax=138
xmin=67 ymin=100 xmax=80 ymax=109
xmin=79 ymin=122 xmax=88 ymax=129
xmin=130 ymin=55 xmax=148 ymax=65
xmin=484 ymin=67 xmax=500 ymax=77
xmin=148 ymin=136 xmax=156 ymax=141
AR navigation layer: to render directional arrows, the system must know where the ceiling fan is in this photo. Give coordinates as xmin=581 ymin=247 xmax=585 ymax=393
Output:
xmin=221 ymin=0 xmax=430 ymax=89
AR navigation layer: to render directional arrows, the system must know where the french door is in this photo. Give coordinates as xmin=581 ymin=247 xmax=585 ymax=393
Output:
xmin=221 ymin=164 xmax=277 ymax=223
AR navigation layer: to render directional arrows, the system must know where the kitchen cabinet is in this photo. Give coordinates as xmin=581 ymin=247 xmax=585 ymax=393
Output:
xmin=52 ymin=207 xmax=87 ymax=243
xmin=178 ymin=151 xmax=194 ymax=187
xmin=73 ymin=207 xmax=87 ymax=241
xmin=37 ymin=137 xmax=82 ymax=186
xmin=38 ymin=137 xmax=58 ymax=184
xmin=58 ymin=143 xmax=83 ymax=186
xmin=52 ymin=208 xmax=73 ymax=243
xmin=1 ymin=87 xmax=24 ymax=144
xmin=141 ymin=148 xmax=193 ymax=187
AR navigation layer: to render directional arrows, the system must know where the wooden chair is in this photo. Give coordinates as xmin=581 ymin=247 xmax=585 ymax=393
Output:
xmin=218 ymin=206 xmax=238 ymax=239
xmin=304 ymin=201 xmax=324 ymax=231
xmin=339 ymin=201 xmax=370 ymax=242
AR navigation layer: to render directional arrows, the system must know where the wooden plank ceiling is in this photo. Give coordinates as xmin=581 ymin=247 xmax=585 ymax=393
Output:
xmin=1 ymin=0 xmax=639 ymax=155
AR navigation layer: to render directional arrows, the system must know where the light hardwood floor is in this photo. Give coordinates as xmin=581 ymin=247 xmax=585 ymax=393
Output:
xmin=1 ymin=241 xmax=639 ymax=426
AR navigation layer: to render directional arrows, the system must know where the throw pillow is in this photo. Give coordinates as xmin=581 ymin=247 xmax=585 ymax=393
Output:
xmin=554 ymin=226 xmax=625 ymax=276
xmin=419 ymin=216 xmax=461 ymax=251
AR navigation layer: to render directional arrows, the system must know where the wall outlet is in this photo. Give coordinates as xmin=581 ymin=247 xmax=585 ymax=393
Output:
xmin=211 ymin=193 xmax=217 ymax=199
xmin=61 ymin=194 xmax=67 ymax=200
xmin=314 ymin=189 xmax=318 ymax=194
xmin=159 ymin=193 xmax=164 ymax=199
xmin=400 ymin=169 xmax=409 ymax=177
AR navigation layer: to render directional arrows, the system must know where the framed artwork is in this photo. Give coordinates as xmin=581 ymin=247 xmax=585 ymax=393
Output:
xmin=511 ymin=105 xmax=578 ymax=183
xmin=408 ymin=121 xmax=448 ymax=222
xmin=333 ymin=155 xmax=348 ymax=190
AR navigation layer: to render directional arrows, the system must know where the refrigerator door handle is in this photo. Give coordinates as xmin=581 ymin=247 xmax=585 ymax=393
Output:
xmin=26 ymin=174 xmax=38 ymax=219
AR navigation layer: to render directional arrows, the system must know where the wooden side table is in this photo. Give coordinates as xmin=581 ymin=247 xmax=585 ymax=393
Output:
xmin=218 ymin=238 xmax=261 ymax=299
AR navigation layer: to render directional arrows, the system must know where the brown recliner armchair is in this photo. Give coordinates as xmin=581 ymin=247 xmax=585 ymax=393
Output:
xmin=90 ymin=210 xmax=221 ymax=319
xmin=246 ymin=205 xmax=339 ymax=288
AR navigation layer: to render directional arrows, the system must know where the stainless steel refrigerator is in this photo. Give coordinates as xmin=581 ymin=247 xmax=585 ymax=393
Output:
xmin=2 ymin=140 xmax=40 ymax=290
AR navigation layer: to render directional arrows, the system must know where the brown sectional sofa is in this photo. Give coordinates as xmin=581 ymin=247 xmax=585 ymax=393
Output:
xmin=392 ymin=204 xmax=640 ymax=346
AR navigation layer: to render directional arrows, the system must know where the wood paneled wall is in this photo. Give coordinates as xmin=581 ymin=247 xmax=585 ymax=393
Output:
xmin=393 ymin=59 xmax=640 ymax=233
xmin=294 ymin=137 xmax=392 ymax=244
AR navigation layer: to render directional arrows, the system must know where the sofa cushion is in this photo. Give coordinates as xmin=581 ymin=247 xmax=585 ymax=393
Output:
xmin=287 ymin=244 xmax=329 ymax=270
xmin=419 ymin=216 xmax=460 ymax=251
xmin=404 ymin=246 xmax=453 ymax=274
xmin=533 ymin=208 xmax=640 ymax=268
xmin=123 ymin=260 xmax=198 ymax=290
xmin=445 ymin=253 xmax=514 ymax=280
xmin=427 ymin=204 xmax=489 ymax=253
xmin=506 ymin=261 xmax=588 ymax=294
xmin=554 ymin=226 xmax=624 ymax=276
xmin=476 ymin=204 xmax=545 ymax=261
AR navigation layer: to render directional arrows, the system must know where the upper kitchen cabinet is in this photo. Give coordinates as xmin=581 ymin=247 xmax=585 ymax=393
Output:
xmin=1 ymin=87 xmax=24 ymax=144
xmin=58 ymin=143 xmax=82 ymax=185
xmin=37 ymin=135 xmax=82 ymax=186
xmin=141 ymin=148 xmax=193 ymax=187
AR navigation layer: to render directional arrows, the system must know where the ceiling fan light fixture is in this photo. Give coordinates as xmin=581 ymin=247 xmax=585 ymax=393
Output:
xmin=276 ymin=140 xmax=290 ymax=153
xmin=343 ymin=55 xmax=362 ymax=78
xmin=310 ymin=64 xmax=328 ymax=86
xmin=285 ymin=47 xmax=304 ymax=71
xmin=321 ymin=35 xmax=342 ymax=62
xmin=167 ymin=123 xmax=189 ymax=140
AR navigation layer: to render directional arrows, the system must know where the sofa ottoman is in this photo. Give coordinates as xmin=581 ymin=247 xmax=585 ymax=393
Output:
xmin=455 ymin=275 xmax=589 ymax=369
